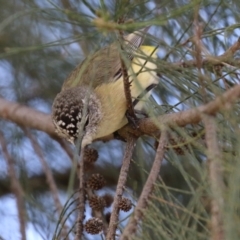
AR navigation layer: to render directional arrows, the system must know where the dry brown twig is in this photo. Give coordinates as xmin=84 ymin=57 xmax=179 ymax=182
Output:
xmin=74 ymin=152 xmax=85 ymax=240
xmin=0 ymin=132 xmax=26 ymax=240
xmin=171 ymin=37 xmax=240 ymax=71
xmin=25 ymin=129 xmax=63 ymax=212
xmin=193 ymin=7 xmax=208 ymax=102
xmin=74 ymin=129 xmax=88 ymax=240
xmin=107 ymin=136 xmax=137 ymax=240
xmin=106 ymin=22 xmax=139 ymax=239
xmin=121 ymin=129 xmax=168 ymax=239
xmin=118 ymin=19 xmax=138 ymax=124
xmin=203 ymin=114 xmax=225 ymax=240
xmin=193 ymin=12 xmax=225 ymax=239
xmin=24 ymin=129 xmax=69 ymax=240
xmin=74 ymin=97 xmax=93 ymax=239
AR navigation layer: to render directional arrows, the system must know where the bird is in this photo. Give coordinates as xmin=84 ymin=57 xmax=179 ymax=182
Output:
xmin=52 ymin=27 xmax=158 ymax=148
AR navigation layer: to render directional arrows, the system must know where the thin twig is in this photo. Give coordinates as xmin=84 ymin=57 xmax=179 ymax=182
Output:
xmin=73 ymin=127 xmax=87 ymax=239
xmin=107 ymin=136 xmax=137 ymax=240
xmin=220 ymin=37 xmax=240 ymax=59
xmin=202 ymin=115 xmax=225 ymax=240
xmin=106 ymin=25 xmax=140 ymax=239
xmin=150 ymin=195 xmax=206 ymax=222
xmin=24 ymin=129 xmax=69 ymax=240
xmin=0 ymin=132 xmax=26 ymax=240
xmin=74 ymin=152 xmax=85 ymax=240
xmin=121 ymin=130 xmax=168 ymax=239
xmin=121 ymin=56 xmax=136 ymax=119
xmin=73 ymin=91 xmax=90 ymax=239
xmin=118 ymin=26 xmax=136 ymax=122
xmin=164 ymin=37 xmax=240 ymax=72
xmin=193 ymin=6 xmax=208 ymax=103
xmin=25 ymin=129 xmax=63 ymax=211
xmin=193 ymin=16 xmax=224 ymax=239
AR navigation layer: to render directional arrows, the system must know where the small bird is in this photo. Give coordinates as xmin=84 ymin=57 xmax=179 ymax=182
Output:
xmin=52 ymin=27 xmax=158 ymax=148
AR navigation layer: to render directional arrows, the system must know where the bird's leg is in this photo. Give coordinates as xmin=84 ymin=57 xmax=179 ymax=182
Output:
xmin=125 ymin=109 xmax=139 ymax=129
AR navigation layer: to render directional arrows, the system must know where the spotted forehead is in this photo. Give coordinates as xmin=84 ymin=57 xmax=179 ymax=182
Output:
xmin=52 ymin=86 xmax=98 ymax=144
xmin=54 ymin=107 xmax=82 ymax=137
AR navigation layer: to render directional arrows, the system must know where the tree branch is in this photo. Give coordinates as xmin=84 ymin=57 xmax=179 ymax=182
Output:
xmin=0 ymin=97 xmax=73 ymax=159
xmin=74 ymin=153 xmax=85 ymax=240
xmin=24 ymin=129 xmax=69 ymax=240
xmin=107 ymin=136 xmax=137 ymax=240
xmin=118 ymin=25 xmax=137 ymax=124
xmin=121 ymin=129 xmax=168 ymax=239
xmin=1 ymin=83 xmax=240 ymax=144
xmin=203 ymin=115 xmax=225 ymax=240
xmin=0 ymin=132 xmax=26 ymax=240
xmin=167 ymin=37 xmax=240 ymax=71
xmin=120 ymin=83 xmax=240 ymax=138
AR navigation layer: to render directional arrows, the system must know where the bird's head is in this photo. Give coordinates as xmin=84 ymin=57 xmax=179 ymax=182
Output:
xmin=52 ymin=86 xmax=102 ymax=147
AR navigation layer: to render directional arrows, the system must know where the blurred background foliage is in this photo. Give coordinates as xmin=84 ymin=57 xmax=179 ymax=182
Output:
xmin=0 ymin=0 xmax=240 ymax=239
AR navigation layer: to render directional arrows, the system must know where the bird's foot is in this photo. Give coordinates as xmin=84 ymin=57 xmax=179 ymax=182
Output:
xmin=125 ymin=110 xmax=139 ymax=129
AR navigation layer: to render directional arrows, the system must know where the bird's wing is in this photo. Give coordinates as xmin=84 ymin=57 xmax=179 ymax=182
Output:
xmin=62 ymin=27 xmax=150 ymax=90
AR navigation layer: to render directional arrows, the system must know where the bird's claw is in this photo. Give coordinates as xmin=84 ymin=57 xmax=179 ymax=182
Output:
xmin=125 ymin=110 xmax=139 ymax=129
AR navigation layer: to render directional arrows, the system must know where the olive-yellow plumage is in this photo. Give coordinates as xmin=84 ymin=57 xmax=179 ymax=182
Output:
xmin=52 ymin=28 xmax=158 ymax=148
xmin=93 ymin=46 xmax=158 ymax=141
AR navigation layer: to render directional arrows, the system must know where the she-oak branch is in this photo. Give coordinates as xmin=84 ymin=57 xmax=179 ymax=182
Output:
xmin=0 ymin=82 xmax=240 ymax=143
xmin=1 ymin=36 xmax=240 ymax=141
